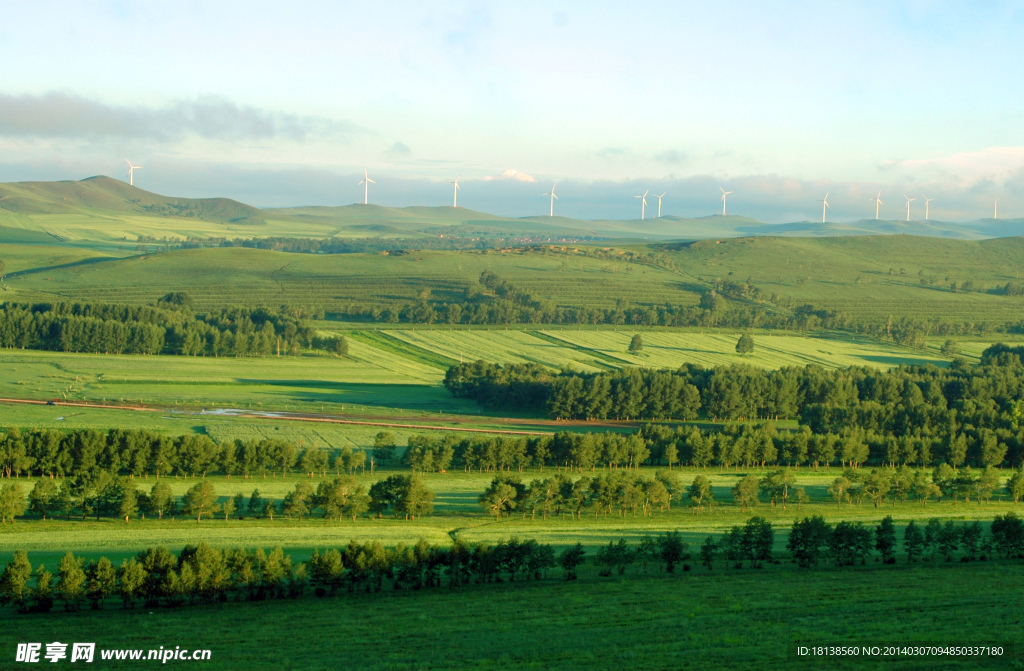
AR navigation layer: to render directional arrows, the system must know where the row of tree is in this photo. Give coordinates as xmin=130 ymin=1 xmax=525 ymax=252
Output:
xmin=0 ymin=298 xmax=331 ymax=357
xmin=0 ymin=473 xmax=433 ymax=524
xmin=0 ymin=428 xmax=371 ymax=479
xmin=6 ymin=512 xmax=1024 ymax=616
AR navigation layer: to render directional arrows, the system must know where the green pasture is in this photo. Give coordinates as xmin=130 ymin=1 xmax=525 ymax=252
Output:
xmin=0 ymin=244 xmax=695 ymax=312
xmin=544 ymin=330 xmax=955 ymax=369
xmin=1 ymin=559 xmax=1021 ymax=670
xmin=660 ymin=235 xmax=1024 ymax=324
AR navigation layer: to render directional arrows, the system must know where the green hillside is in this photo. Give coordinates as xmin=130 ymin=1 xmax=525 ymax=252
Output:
xmin=658 ymin=235 xmax=1024 ymax=324
xmin=4 ymin=234 xmax=1024 ymax=330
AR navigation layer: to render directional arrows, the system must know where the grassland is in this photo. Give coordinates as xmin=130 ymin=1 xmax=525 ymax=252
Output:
xmin=7 ymin=232 xmax=1024 ymax=331
xmin=0 ymin=557 xmax=1018 ymax=670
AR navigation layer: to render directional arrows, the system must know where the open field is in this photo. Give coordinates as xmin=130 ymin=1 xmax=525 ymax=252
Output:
xmin=1 ymin=557 xmax=1021 ymax=670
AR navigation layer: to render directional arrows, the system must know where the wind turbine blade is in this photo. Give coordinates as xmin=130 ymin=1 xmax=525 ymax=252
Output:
xmin=552 ymin=193 xmax=558 ymax=200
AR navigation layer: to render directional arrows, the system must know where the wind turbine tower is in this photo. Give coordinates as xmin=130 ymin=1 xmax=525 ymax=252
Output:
xmin=543 ymin=183 xmax=558 ymax=217
xmin=902 ymin=194 xmax=915 ymax=222
xmin=720 ymin=187 xmax=733 ymax=216
xmin=820 ymin=192 xmax=830 ymax=223
xmin=359 ymin=169 xmax=375 ymax=205
xmin=451 ymin=177 xmax=460 ymax=208
xmin=655 ymin=192 xmax=666 ymax=218
xmin=635 ymin=190 xmax=649 ymax=220
xmin=125 ymin=159 xmax=141 ymax=186
xmin=871 ymin=192 xmax=882 ymax=220
xmin=923 ymin=195 xmax=933 ymax=221
xmin=994 ymin=198 xmax=999 ymax=220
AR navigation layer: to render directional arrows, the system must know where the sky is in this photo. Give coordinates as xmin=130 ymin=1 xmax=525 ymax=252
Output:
xmin=1 ymin=1 xmax=1023 ymax=221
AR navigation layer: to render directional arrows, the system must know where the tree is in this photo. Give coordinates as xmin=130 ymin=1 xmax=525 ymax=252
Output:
xmin=699 ymin=536 xmax=717 ymax=570
xmin=0 ymin=549 xmax=33 ymax=611
xmin=1007 ymin=470 xmax=1024 ymax=503
xmin=875 ymin=516 xmax=897 ymax=563
xmin=118 ymin=557 xmax=145 ymax=609
xmin=628 ymin=334 xmax=644 ymax=354
xmin=247 ymin=489 xmax=263 ymax=516
xmin=788 ymin=516 xmax=830 ymax=567
xmin=148 ymin=482 xmax=174 ymax=519
xmin=263 ymin=498 xmax=278 ymax=521
xmin=940 ymin=339 xmax=958 ymax=356
xmin=735 ymin=334 xmax=754 ymax=354
xmin=658 ymin=531 xmax=689 ymax=573
xmin=903 ymin=521 xmax=924 ymax=563
xmin=731 ymin=475 xmax=759 ymax=512
xmin=828 ymin=476 xmax=851 ymax=507
xmin=687 ymin=475 xmax=714 ymax=514
xmin=479 ymin=481 xmax=518 ymax=520
xmin=28 ymin=480 xmax=58 ymax=520
xmin=595 ymin=539 xmax=634 ymax=576
xmin=793 ymin=487 xmax=809 ymax=509
xmin=862 ymin=469 xmax=892 ymax=508
xmin=558 ymin=543 xmax=585 ymax=580
xmin=118 ymin=487 xmax=138 ymax=523
xmin=182 ymin=481 xmax=217 ymax=522
xmin=282 ymin=482 xmax=313 ymax=520
xmin=231 ymin=492 xmax=245 ymax=517
xmin=373 ymin=431 xmax=397 ymax=467
xmin=86 ymin=557 xmax=117 ymax=609
xmin=220 ymin=496 xmax=236 ymax=521
xmin=0 ymin=483 xmax=27 ymax=524
xmin=57 ymin=552 xmax=86 ymax=611
xmin=396 ymin=475 xmax=434 ymax=519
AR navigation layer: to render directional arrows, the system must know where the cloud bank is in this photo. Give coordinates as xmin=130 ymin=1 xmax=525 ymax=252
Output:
xmin=0 ymin=92 xmax=361 ymax=142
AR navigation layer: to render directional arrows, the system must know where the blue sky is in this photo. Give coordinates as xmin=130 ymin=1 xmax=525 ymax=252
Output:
xmin=1 ymin=1 xmax=1022 ymax=220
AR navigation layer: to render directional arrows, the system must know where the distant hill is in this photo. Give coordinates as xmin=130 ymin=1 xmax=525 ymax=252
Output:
xmin=0 ymin=176 xmax=264 ymax=223
xmin=0 ymin=177 xmax=1019 ymax=245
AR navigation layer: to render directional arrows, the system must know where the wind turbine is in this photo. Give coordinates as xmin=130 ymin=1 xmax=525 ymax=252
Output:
xmin=450 ymin=177 xmax=460 ymax=208
xmin=635 ymin=190 xmax=649 ymax=220
xmin=994 ymin=198 xmax=999 ymax=220
xmin=820 ymin=192 xmax=830 ymax=223
xmin=870 ymin=192 xmax=882 ymax=220
xmin=655 ymin=192 xmax=666 ymax=218
xmin=358 ymin=169 xmax=375 ymax=205
xmin=719 ymin=187 xmax=733 ymax=216
xmin=543 ymin=183 xmax=558 ymax=217
xmin=922 ymin=195 xmax=933 ymax=221
xmin=125 ymin=159 xmax=141 ymax=186
xmin=902 ymin=194 xmax=915 ymax=222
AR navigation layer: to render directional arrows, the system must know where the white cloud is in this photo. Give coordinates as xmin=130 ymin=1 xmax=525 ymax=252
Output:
xmin=882 ymin=146 xmax=1024 ymax=186
xmin=482 ymin=168 xmax=536 ymax=182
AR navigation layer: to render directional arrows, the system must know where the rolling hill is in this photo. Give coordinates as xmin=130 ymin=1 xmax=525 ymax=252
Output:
xmin=0 ymin=177 xmax=1019 ymax=245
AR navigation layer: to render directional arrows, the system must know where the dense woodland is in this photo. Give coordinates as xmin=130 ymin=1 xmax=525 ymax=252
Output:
xmin=0 ymin=296 xmax=344 ymax=357
xmin=4 ymin=512 xmax=1024 ymax=615
xmin=444 ymin=345 xmax=1024 ymax=466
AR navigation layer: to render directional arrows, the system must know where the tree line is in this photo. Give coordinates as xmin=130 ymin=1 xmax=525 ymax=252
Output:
xmin=5 ymin=512 xmax=1024 ymax=616
xmin=0 ymin=296 xmax=342 ymax=357
xmin=0 ymin=472 xmax=433 ymax=525
xmin=0 ymin=427 xmax=374 ymax=480
xmin=444 ymin=346 xmax=1024 ymax=468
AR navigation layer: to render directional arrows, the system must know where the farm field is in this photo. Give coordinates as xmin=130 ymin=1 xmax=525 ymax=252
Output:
xmin=1 ymin=559 xmax=1019 ymax=670
xmin=0 ymin=328 xmax=988 ymax=425
xmin=0 ymin=243 xmax=698 ymax=313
